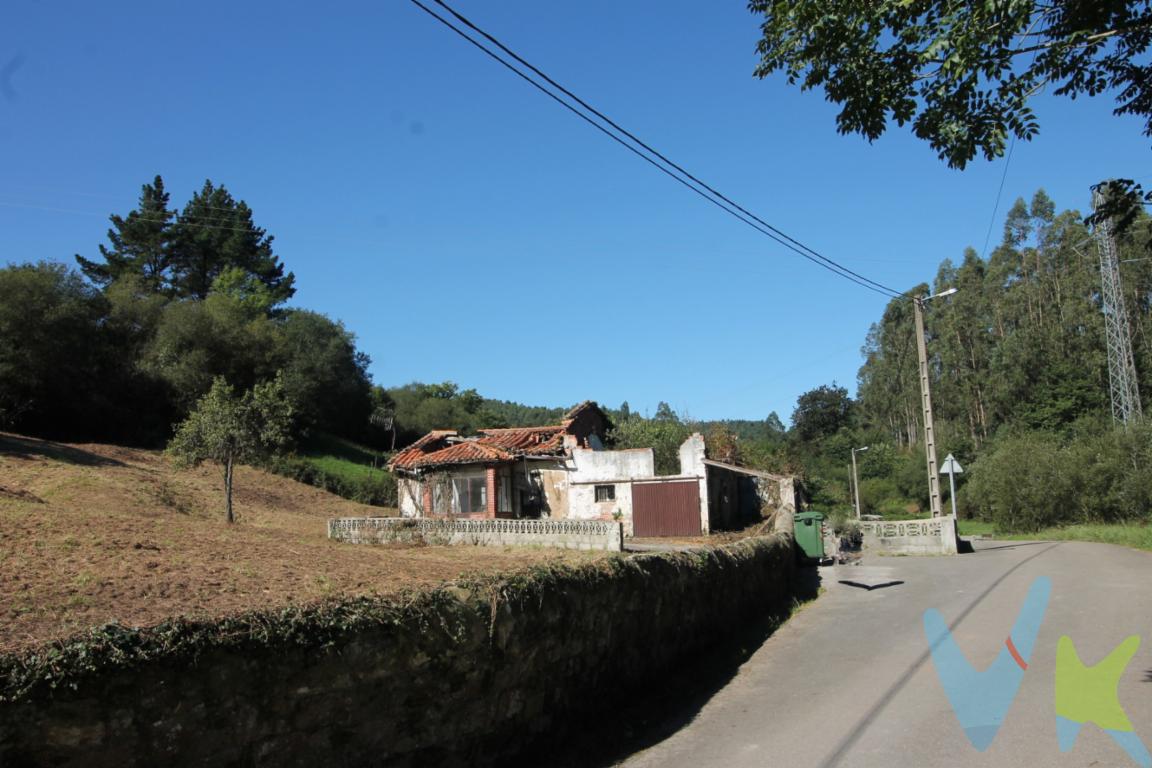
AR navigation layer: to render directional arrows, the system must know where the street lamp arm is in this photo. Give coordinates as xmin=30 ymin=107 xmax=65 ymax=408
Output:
xmin=924 ymin=287 xmax=959 ymax=302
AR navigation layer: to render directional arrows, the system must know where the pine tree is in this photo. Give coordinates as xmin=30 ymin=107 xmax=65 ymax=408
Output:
xmin=75 ymin=175 xmax=175 ymax=292
xmin=168 ymin=180 xmax=295 ymax=304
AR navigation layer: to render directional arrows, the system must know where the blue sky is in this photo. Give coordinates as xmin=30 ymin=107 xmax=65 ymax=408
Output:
xmin=1 ymin=1 xmax=1147 ymax=423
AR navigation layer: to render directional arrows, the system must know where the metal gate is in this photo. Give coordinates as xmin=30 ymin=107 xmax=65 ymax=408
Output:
xmin=631 ymin=480 xmax=701 ymax=537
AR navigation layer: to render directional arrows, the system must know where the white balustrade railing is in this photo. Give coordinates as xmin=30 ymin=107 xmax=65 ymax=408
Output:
xmin=327 ymin=517 xmax=623 ymax=551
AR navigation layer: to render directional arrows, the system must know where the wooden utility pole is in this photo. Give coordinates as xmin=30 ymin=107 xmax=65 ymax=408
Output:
xmin=914 ymin=297 xmax=944 ymax=518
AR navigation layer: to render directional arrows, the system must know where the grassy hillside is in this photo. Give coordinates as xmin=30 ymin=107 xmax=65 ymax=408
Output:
xmin=0 ymin=432 xmax=606 ymax=654
xmin=299 ymin=431 xmax=389 ymax=483
xmin=266 ymin=431 xmax=398 ymax=507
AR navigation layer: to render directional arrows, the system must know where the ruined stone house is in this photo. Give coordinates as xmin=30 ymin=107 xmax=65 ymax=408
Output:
xmin=389 ymin=401 xmax=800 ymax=537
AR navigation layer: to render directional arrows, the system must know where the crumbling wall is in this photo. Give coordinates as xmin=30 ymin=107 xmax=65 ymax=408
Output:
xmin=753 ymin=476 xmax=799 ymax=524
xmin=566 ymin=447 xmax=654 ymax=533
xmin=678 ymin=433 xmax=710 ymax=533
xmin=397 ymin=477 xmax=423 ymax=517
xmin=537 ymin=467 xmax=568 ymax=518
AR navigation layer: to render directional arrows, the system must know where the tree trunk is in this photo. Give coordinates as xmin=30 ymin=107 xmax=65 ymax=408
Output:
xmin=224 ymin=453 xmax=235 ymax=524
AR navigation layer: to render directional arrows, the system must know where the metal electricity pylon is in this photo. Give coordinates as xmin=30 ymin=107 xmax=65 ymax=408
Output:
xmin=1092 ymin=188 xmax=1143 ymax=427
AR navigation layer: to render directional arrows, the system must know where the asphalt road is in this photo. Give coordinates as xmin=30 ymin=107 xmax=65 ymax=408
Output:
xmin=619 ymin=540 xmax=1152 ymax=768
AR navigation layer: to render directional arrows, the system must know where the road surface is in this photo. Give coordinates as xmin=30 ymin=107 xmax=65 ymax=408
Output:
xmin=620 ymin=540 xmax=1152 ymax=768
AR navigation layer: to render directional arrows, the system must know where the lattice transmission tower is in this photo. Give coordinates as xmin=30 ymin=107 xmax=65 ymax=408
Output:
xmin=1092 ymin=188 xmax=1143 ymax=426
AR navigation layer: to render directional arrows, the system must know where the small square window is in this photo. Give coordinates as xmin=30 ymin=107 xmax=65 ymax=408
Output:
xmin=594 ymin=485 xmax=616 ymax=502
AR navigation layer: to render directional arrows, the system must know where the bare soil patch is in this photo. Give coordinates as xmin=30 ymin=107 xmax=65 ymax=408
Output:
xmin=0 ymin=433 xmax=609 ymax=654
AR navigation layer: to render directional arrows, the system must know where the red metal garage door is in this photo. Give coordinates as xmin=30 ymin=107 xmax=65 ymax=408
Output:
xmin=632 ymin=480 xmax=701 ymax=537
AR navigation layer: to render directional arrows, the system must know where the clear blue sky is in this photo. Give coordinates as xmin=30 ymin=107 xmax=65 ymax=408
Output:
xmin=2 ymin=1 xmax=1147 ymax=423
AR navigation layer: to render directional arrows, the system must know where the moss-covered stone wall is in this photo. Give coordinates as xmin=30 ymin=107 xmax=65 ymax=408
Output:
xmin=0 ymin=534 xmax=795 ymax=767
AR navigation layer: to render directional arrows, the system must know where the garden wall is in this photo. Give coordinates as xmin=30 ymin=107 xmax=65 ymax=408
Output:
xmin=859 ymin=516 xmax=959 ymax=555
xmin=0 ymin=532 xmax=796 ymax=767
xmin=327 ymin=517 xmax=624 ymax=552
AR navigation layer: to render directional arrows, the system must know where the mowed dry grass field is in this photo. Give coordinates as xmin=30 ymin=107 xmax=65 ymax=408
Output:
xmin=0 ymin=433 xmax=609 ymax=654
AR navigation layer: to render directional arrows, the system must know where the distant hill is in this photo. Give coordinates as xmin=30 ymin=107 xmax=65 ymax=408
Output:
xmin=478 ymin=399 xmax=567 ymax=428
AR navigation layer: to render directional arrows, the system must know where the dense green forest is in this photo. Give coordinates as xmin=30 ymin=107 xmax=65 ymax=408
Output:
xmin=793 ymin=190 xmax=1152 ymax=531
xmin=0 ymin=177 xmax=374 ymax=447
xmin=378 ymin=382 xmax=568 ymax=447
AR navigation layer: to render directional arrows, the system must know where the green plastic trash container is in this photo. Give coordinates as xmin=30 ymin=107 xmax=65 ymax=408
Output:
xmin=793 ymin=511 xmax=826 ymax=561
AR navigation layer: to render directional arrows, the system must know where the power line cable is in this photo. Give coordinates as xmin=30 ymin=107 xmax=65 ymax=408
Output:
xmin=0 ymin=200 xmax=271 ymax=236
xmin=409 ymin=0 xmax=896 ymax=297
xmin=0 ymin=184 xmax=282 ymax=217
xmin=409 ymin=0 xmax=905 ymax=299
xmin=426 ymin=0 xmax=901 ymax=298
xmin=980 ymin=131 xmax=1017 ymax=261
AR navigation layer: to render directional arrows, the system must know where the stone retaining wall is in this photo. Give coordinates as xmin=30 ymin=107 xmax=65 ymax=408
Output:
xmin=328 ymin=517 xmax=624 ymax=552
xmin=0 ymin=533 xmax=796 ymax=767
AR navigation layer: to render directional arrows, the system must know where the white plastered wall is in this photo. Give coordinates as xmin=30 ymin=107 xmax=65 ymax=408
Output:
xmin=566 ymin=447 xmax=655 ymax=534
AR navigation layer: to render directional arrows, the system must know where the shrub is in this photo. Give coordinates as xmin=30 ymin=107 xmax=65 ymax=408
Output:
xmin=266 ymin=455 xmax=398 ymax=508
xmin=964 ymin=425 xmax=1152 ymax=533
xmin=857 ymin=477 xmax=900 ymax=516
xmin=877 ymin=499 xmax=916 ymax=519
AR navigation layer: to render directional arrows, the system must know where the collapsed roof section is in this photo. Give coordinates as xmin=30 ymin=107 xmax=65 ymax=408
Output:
xmin=389 ymin=401 xmax=609 ymax=473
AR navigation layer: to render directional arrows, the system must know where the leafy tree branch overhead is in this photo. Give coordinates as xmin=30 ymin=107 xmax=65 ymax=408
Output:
xmin=749 ymin=1 xmax=1152 ymax=170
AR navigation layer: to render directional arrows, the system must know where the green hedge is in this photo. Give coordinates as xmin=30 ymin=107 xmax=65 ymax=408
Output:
xmin=265 ymin=455 xmax=398 ymax=508
xmin=962 ymin=423 xmax=1152 ymax=532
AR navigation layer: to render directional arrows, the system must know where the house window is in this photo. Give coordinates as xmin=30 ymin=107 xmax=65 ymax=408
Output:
xmin=451 ymin=473 xmax=487 ymax=515
xmin=595 ymin=485 xmax=616 ymax=502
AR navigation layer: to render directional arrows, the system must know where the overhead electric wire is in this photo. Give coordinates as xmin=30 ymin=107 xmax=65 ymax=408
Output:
xmin=980 ymin=130 xmax=1016 ymax=261
xmin=408 ymin=0 xmax=895 ymax=298
xmin=426 ymin=0 xmax=903 ymax=299
xmin=0 ymin=200 xmax=274 ymax=236
xmin=408 ymin=0 xmax=905 ymax=300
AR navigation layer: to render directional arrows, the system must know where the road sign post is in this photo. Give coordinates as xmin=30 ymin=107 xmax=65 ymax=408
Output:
xmin=940 ymin=453 xmax=964 ymax=518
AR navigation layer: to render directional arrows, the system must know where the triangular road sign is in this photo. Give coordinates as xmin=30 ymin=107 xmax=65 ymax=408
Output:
xmin=940 ymin=453 xmax=964 ymax=475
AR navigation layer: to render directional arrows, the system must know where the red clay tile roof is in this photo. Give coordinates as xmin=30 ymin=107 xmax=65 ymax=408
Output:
xmin=477 ymin=426 xmax=565 ymax=455
xmin=396 ymin=441 xmax=514 ymax=470
xmin=389 ymin=402 xmax=609 ymax=473
xmin=390 ymin=428 xmax=561 ymax=472
xmin=389 ymin=430 xmax=457 ymax=471
xmin=409 ymin=430 xmax=457 ymax=449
